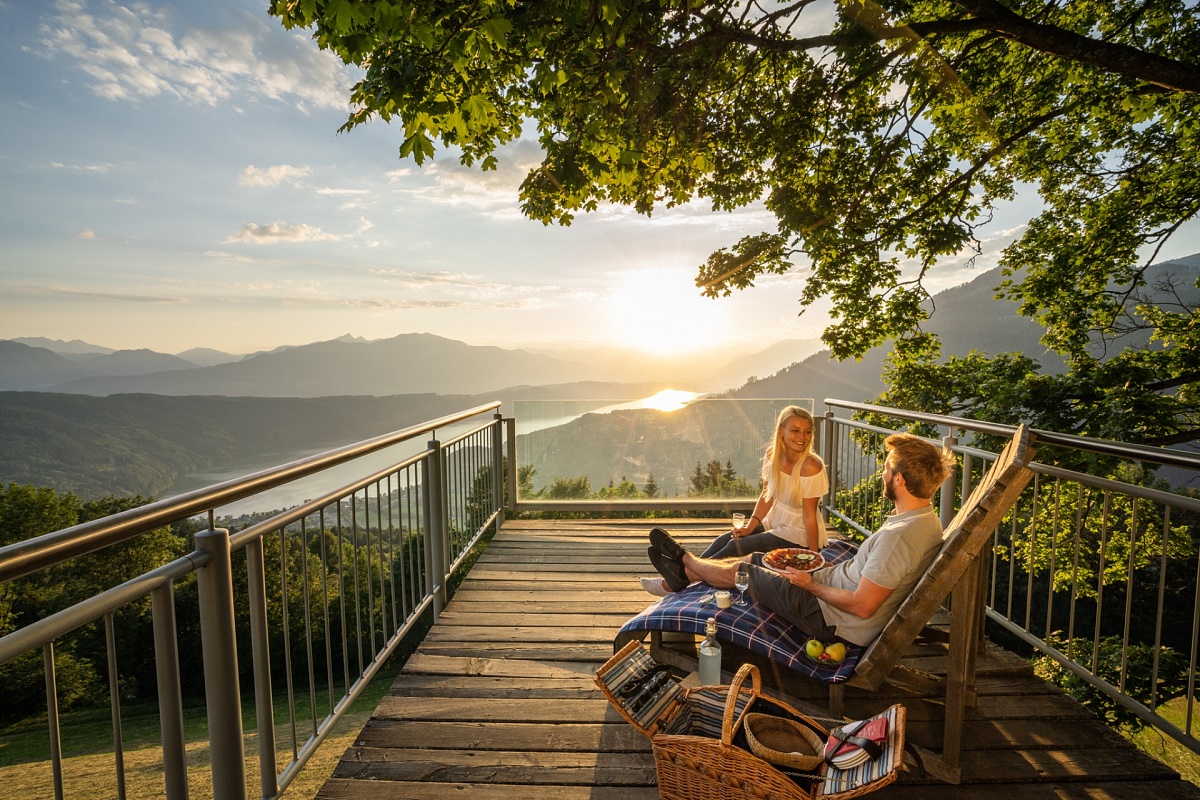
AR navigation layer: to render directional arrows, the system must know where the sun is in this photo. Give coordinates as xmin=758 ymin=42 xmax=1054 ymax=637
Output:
xmin=605 ymin=267 xmax=730 ymax=354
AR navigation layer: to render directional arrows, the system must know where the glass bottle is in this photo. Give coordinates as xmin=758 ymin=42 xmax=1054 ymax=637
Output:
xmin=698 ymin=617 xmax=722 ymax=686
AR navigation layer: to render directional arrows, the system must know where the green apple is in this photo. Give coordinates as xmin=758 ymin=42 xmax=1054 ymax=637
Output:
xmin=804 ymin=639 xmax=824 ymax=659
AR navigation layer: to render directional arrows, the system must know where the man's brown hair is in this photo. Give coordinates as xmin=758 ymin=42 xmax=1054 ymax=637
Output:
xmin=884 ymin=433 xmax=956 ymax=500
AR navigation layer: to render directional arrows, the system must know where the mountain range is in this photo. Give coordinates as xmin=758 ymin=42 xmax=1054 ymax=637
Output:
xmin=2 ymin=255 xmax=1195 ymax=500
xmin=0 ymin=332 xmax=823 ymax=397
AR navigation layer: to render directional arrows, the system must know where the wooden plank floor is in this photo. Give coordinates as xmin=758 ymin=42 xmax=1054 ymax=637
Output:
xmin=318 ymin=519 xmax=1200 ymax=800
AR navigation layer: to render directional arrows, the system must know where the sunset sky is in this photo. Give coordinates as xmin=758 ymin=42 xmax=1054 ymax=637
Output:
xmin=3 ymin=0 xmax=1195 ymax=358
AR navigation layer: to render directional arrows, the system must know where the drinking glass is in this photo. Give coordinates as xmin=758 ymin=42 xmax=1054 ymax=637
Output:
xmin=734 ymin=563 xmax=750 ymax=606
xmin=732 ymin=512 xmax=746 ymax=532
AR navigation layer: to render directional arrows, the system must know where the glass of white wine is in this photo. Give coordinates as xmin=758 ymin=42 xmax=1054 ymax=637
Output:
xmin=734 ymin=563 xmax=750 ymax=606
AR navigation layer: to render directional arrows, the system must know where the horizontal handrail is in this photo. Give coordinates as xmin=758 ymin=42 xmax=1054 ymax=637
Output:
xmin=825 ymin=399 xmax=1199 ymax=470
xmin=513 ymin=498 xmax=752 ymax=513
xmin=1032 ymin=461 xmax=1200 ymax=512
xmin=0 ymin=552 xmax=206 ymax=662
xmin=0 ymin=401 xmax=501 ymax=585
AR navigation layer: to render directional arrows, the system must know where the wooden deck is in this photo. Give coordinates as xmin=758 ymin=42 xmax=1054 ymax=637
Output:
xmin=317 ymin=519 xmax=1200 ymax=800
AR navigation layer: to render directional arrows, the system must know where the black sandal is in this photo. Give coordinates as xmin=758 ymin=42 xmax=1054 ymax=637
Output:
xmin=648 ymin=546 xmax=689 ymax=593
xmin=649 ymin=527 xmax=688 ymax=562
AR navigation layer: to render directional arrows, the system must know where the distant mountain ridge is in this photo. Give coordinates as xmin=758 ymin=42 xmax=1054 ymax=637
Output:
xmin=731 ymin=257 xmax=1199 ymax=404
xmin=10 ymin=337 xmax=114 ymax=355
xmin=0 ymin=341 xmax=87 ymax=391
xmin=1 ymin=333 xmax=788 ymax=395
xmin=0 ymin=342 xmax=204 ymax=389
xmin=44 ymin=333 xmax=600 ymax=397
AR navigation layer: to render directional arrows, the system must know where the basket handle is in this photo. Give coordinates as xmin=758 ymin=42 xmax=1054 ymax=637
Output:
xmin=720 ymin=662 xmax=761 ymax=745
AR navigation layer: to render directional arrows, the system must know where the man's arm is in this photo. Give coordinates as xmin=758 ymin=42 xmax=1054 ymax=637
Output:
xmin=783 ymin=569 xmax=893 ymax=619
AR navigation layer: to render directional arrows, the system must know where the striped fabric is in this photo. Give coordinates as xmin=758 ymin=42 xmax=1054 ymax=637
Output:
xmin=619 ymin=540 xmax=863 ymax=683
xmin=817 ymin=705 xmax=901 ymax=796
xmin=685 ymin=684 xmax=754 ymax=739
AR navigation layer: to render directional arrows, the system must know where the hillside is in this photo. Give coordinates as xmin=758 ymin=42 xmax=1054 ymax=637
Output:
xmin=734 ymin=266 xmax=1070 ymax=403
xmin=0 ymin=380 xmax=675 ymax=499
xmin=0 ymin=392 xmax=477 ymax=499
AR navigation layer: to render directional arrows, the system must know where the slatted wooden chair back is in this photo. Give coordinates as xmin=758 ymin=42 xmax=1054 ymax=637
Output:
xmin=847 ymin=424 xmax=1036 ymax=691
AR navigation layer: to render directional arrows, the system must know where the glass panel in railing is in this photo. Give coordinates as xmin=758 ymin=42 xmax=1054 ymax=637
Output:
xmin=513 ymin=395 xmax=816 ymax=501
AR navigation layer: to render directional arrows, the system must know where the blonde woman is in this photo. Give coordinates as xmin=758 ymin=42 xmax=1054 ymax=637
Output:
xmin=702 ymin=405 xmax=828 ymax=558
xmin=640 ymin=405 xmax=829 ymax=595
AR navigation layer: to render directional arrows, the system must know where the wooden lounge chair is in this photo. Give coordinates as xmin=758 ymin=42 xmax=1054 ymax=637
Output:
xmin=619 ymin=424 xmax=1037 ymax=784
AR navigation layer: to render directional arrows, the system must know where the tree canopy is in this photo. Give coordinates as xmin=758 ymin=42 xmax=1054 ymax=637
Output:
xmin=271 ymin=0 xmax=1200 ymax=444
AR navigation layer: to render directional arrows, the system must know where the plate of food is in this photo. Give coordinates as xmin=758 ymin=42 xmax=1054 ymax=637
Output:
xmin=763 ymin=547 xmax=826 ymax=573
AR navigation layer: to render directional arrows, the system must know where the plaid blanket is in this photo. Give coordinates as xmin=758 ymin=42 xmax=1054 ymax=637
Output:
xmin=618 ymin=540 xmax=863 ymax=683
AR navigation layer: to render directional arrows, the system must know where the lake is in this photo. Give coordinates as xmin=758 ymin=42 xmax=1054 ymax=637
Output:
xmin=165 ymin=390 xmax=706 ymax=517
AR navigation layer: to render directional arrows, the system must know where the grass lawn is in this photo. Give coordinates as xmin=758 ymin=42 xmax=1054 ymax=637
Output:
xmin=0 ymin=523 xmax=491 ymax=800
xmin=1129 ymin=696 xmax=1200 ymax=787
xmin=0 ymin=658 xmax=401 ymax=800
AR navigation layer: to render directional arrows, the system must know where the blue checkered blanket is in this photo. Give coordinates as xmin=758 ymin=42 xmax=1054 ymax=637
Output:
xmin=618 ymin=540 xmax=863 ymax=683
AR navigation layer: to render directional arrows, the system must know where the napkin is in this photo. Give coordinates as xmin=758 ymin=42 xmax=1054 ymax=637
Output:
xmin=823 ymin=715 xmax=888 ymax=769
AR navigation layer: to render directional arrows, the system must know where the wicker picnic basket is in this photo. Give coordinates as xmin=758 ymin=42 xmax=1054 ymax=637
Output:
xmin=595 ymin=640 xmax=906 ymax=800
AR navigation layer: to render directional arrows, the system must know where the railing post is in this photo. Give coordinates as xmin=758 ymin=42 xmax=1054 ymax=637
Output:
xmin=823 ymin=410 xmax=838 ymax=523
xmin=104 ymin=614 xmax=127 ymax=800
xmin=151 ymin=582 xmax=189 ymax=800
xmin=246 ymin=538 xmax=278 ymax=800
xmin=939 ymin=431 xmax=959 ymax=529
xmin=195 ymin=527 xmax=247 ymax=800
xmin=506 ymin=416 xmax=517 ymax=512
xmin=43 ymin=642 xmax=64 ymax=800
xmin=492 ymin=412 xmax=506 ymax=527
xmin=425 ymin=440 xmax=448 ymax=616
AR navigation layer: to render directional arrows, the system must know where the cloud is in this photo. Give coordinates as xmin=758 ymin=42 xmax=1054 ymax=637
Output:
xmin=39 ymin=0 xmax=355 ymax=111
xmin=77 ymin=228 xmax=96 ymax=239
xmin=204 ymin=249 xmax=254 ymax=263
xmin=366 ymin=267 xmax=571 ymax=307
xmin=369 ymin=268 xmax=500 ymax=289
xmin=315 ymin=186 xmax=370 ymax=196
xmin=402 ymin=139 xmax=779 ymax=232
xmin=239 ymin=164 xmax=311 ymax=187
xmin=46 ymin=160 xmax=114 ymax=173
xmin=10 ymin=284 xmax=188 ymax=303
xmin=403 ymin=140 xmax=544 ymax=213
xmin=277 ymin=296 xmax=532 ymax=311
xmin=225 ymin=222 xmax=341 ymax=244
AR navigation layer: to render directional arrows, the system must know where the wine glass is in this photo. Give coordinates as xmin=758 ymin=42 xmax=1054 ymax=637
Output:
xmin=732 ymin=512 xmax=746 ymax=533
xmin=734 ymin=563 xmax=750 ymax=606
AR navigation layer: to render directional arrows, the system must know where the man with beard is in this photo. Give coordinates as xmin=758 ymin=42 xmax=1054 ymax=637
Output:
xmin=646 ymin=433 xmax=955 ymax=648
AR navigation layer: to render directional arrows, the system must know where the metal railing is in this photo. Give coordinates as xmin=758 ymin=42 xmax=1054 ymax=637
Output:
xmin=0 ymin=403 xmax=507 ymax=800
xmin=821 ymin=400 xmax=1200 ymax=758
xmin=508 ymin=397 xmax=815 ymax=514
xmin=4 ymin=393 xmax=1196 ymax=797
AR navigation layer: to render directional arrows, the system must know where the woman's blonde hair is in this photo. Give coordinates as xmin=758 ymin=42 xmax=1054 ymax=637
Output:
xmin=762 ymin=405 xmax=822 ymax=506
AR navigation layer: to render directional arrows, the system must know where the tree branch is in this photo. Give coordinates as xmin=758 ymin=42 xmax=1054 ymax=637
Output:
xmin=1148 ymin=429 xmax=1200 ymax=447
xmin=1143 ymin=373 xmax=1200 ymax=393
xmin=949 ymin=0 xmax=1200 ymax=93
